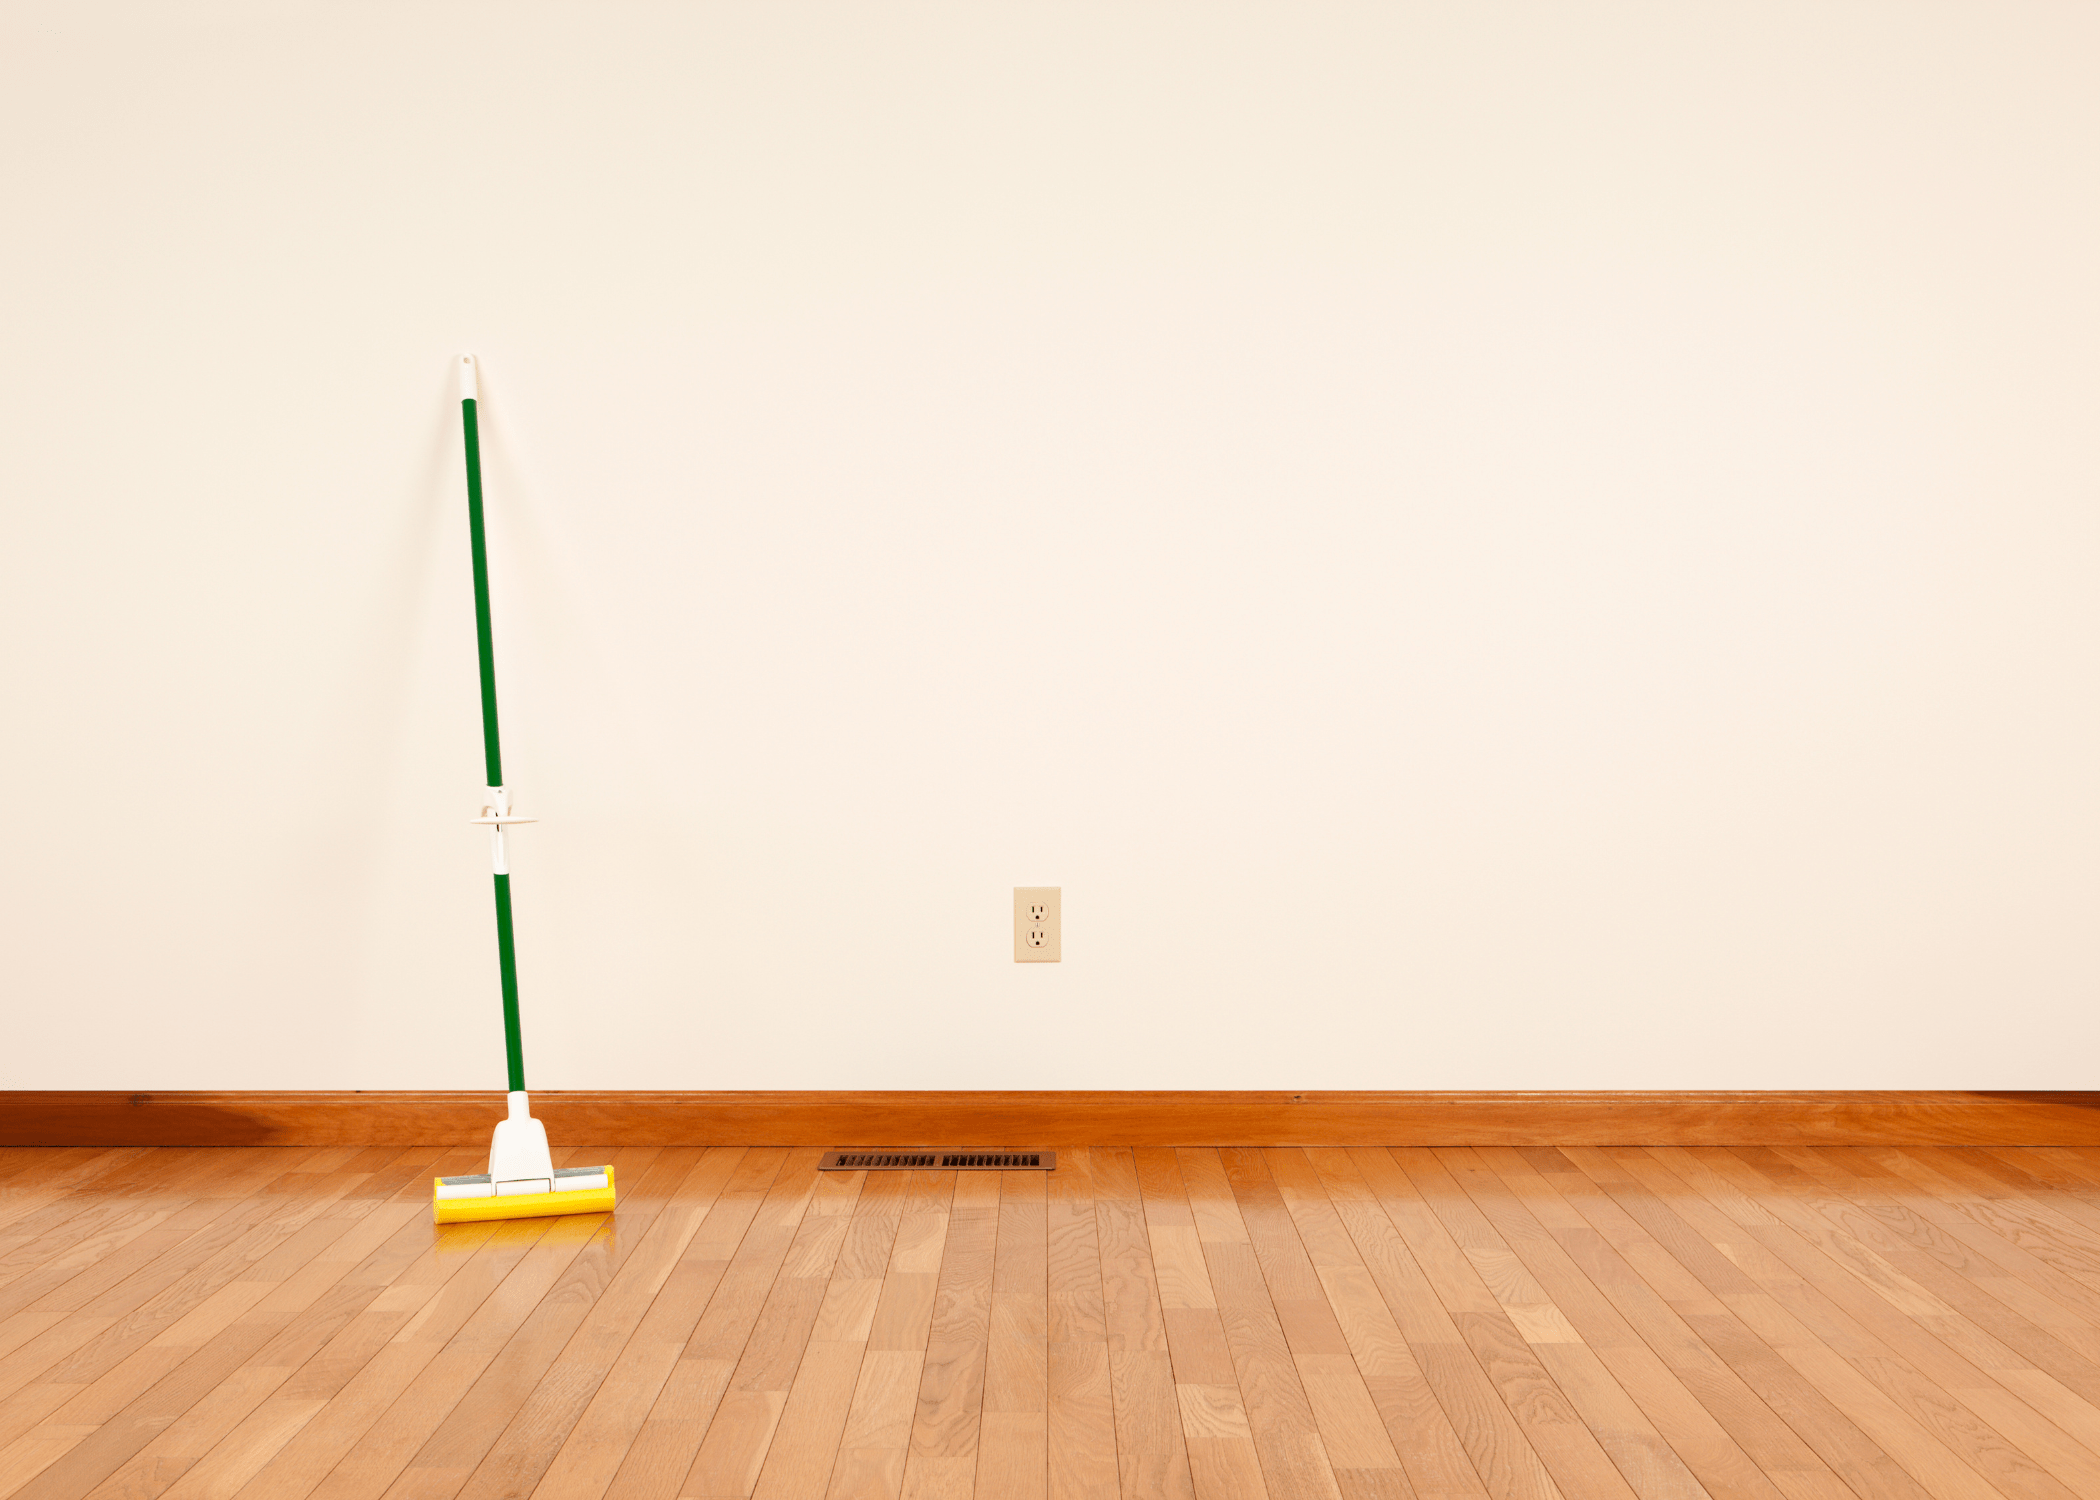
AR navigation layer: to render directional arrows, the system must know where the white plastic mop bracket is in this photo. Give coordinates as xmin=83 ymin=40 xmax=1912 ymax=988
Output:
xmin=470 ymin=787 xmax=537 ymax=875
xmin=469 ymin=786 xmax=537 ymax=827
xmin=487 ymin=1090 xmax=556 ymax=1195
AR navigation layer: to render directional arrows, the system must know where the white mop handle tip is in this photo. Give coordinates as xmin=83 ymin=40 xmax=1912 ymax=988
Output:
xmin=458 ymin=354 xmax=479 ymax=402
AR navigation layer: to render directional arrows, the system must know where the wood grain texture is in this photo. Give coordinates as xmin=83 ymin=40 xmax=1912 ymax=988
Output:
xmin=1092 ymin=1148 xmax=1198 ymax=1500
xmin=1043 ymin=1150 xmax=1117 ymax=1500
xmin=11 ymin=1095 xmax=2100 ymax=1148
xmin=6 ymin=1145 xmax=2100 ymax=1500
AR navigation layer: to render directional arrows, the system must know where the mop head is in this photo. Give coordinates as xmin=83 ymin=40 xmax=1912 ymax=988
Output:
xmin=432 ymin=1091 xmax=616 ymax=1223
xmin=433 ymin=1165 xmax=616 ymax=1223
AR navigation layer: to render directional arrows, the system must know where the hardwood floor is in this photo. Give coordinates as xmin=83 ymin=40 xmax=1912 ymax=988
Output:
xmin=5 ymin=1147 xmax=2100 ymax=1498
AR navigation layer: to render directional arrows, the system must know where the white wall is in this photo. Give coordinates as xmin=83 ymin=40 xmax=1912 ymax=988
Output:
xmin=3 ymin=1 xmax=2097 ymax=1090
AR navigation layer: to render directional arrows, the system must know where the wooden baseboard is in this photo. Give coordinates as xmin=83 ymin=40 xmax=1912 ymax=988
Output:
xmin=2 ymin=1091 xmax=2098 ymax=1147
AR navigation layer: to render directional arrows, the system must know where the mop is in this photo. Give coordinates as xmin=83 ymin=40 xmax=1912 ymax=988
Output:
xmin=432 ymin=355 xmax=617 ymax=1225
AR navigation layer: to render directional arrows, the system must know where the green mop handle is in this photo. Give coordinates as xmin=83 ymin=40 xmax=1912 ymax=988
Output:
xmin=459 ymin=356 xmax=528 ymax=1093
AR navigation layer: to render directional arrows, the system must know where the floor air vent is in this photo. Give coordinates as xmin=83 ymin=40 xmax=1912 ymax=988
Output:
xmin=820 ymin=1150 xmax=1056 ymax=1171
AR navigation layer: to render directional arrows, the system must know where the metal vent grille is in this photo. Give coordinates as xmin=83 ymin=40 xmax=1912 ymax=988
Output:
xmin=820 ymin=1150 xmax=1057 ymax=1172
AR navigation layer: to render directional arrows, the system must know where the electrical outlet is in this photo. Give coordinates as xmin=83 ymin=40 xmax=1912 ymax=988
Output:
xmin=1014 ymin=887 xmax=1060 ymax=962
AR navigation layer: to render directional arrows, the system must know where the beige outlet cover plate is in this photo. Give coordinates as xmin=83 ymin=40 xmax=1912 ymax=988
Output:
xmin=1015 ymin=887 xmax=1060 ymax=962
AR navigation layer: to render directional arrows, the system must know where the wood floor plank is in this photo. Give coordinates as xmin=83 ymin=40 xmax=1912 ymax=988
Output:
xmin=0 ymin=1150 xmax=359 ymax=1477
xmin=2012 ymin=1150 xmax=2100 ymax=1188
xmin=1772 ymin=1145 xmax=2100 ymax=1446
xmin=1642 ymin=1146 xmax=2100 ymax=1500
xmin=1957 ymin=1149 xmax=2100 ymax=1207
xmin=1428 ymin=1147 xmax=1778 ymax=1500
xmin=1907 ymin=1149 xmax=2100 ymax=1264
xmin=1872 ymin=1149 xmax=2100 ymax=1305
xmin=1543 ymin=1150 xmax=1895 ymax=1500
xmin=603 ymin=1147 xmax=821 ymax=1500
xmin=1339 ymin=1148 xmax=1592 ymax=1500
xmin=753 ymin=1339 xmax=865 ymax=1499
xmin=1601 ymin=1145 xmax=2084 ymax=1500
xmin=984 ymin=1172 xmax=1048 ymax=1418
xmin=1307 ymin=1149 xmax=1560 ymax=1500
xmin=1740 ymin=1149 xmax=2100 ymax=1412
xmin=205 ymin=1155 xmax=529 ymax=1500
xmin=1665 ymin=1146 xmax=2099 ymax=1491
xmin=977 ymin=1171 xmax=1047 ymax=1500
xmin=0 ymin=1150 xmax=159 ymax=1241
xmin=1093 ymin=1149 xmax=1197 ymax=1500
xmin=1207 ymin=1147 xmax=1352 ymax=1500
xmin=54 ymin=1149 xmax=450 ymax=1500
xmin=1133 ymin=1150 xmax=1273 ymax=1500
xmin=0 ymin=1151 xmax=217 ymax=1356
xmin=1290 ymin=1150 xmax=1490 ymax=1500
xmin=0 ymin=1149 xmax=325 ymax=1389
xmin=1838 ymin=1150 xmax=2100 ymax=1339
xmin=0 ymin=1151 xmax=76 ymax=1194
xmin=898 ymin=1172 xmax=999 ymax=1500
xmin=235 ymin=1148 xmax=634 ymax=1500
xmin=289 ymin=1213 xmax=612 ymax=1500
xmin=1468 ymin=1148 xmax=1908 ymax=1500
xmin=0 ymin=1152 xmax=389 ymax=1498
xmin=0 ymin=1146 xmax=463 ymax=1500
xmin=1785 ymin=1150 xmax=2100 ymax=1392
xmin=0 ymin=1150 xmax=204 ymax=1298
xmin=680 ymin=1161 xmax=864 ymax=1498
xmin=979 ymin=1411 xmax=1048 ymax=1500
xmin=751 ymin=1170 xmax=910 ymax=1500
xmin=130 ymin=1149 xmax=486 ymax=1500
xmin=1046 ymin=1151 xmax=1118 ymax=1500
xmin=1964 ymin=1150 xmax=2100 ymax=1269
xmin=1249 ymin=1151 xmax=1419 ymax=1498
xmin=380 ymin=1145 xmax=730 ymax=1500
xmin=1474 ymin=1148 xmax=1829 ymax=1500
xmin=528 ymin=1146 xmax=782 ymax=1500
xmin=828 ymin=1170 xmax=954 ymax=1500
xmin=1381 ymin=1149 xmax=1649 ymax=1500
xmin=1557 ymin=1146 xmax=2007 ymax=1500
xmin=370 ymin=1145 xmax=678 ymax=1497
xmin=2004 ymin=1149 xmax=2100 ymax=1207
xmin=441 ymin=1146 xmax=747 ymax=1500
